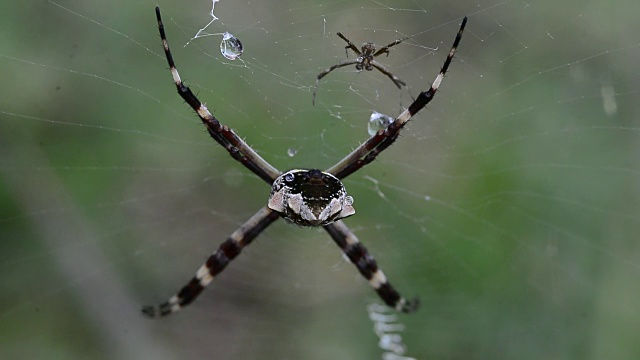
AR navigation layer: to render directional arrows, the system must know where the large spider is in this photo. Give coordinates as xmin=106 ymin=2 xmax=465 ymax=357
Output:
xmin=312 ymin=32 xmax=410 ymax=105
xmin=143 ymin=7 xmax=467 ymax=317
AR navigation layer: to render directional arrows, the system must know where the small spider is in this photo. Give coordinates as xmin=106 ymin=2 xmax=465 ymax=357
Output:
xmin=312 ymin=32 xmax=410 ymax=105
xmin=144 ymin=7 xmax=467 ymax=318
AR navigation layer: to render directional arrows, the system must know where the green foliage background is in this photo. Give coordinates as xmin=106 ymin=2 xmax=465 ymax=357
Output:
xmin=1 ymin=0 xmax=638 ymax=359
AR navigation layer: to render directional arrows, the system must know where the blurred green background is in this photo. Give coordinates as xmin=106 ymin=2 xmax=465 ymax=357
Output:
xmin=1 ymin=0 xmax=638 ymax=359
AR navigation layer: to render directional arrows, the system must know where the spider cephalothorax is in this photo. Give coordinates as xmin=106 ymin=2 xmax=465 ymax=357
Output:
xmin=268 ymin=169 xmax=355 ymax=227
xmin=144 ymin=7 xmax=467 ymax=318
xmin=355 ymin=43 xmax=377 ymax=70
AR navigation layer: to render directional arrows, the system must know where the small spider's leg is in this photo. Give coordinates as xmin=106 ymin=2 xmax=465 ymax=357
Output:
xmin=156 ymin=7 xmax=280 ymax=184
xmin=326 ymin=17 xmax=467 ymax=179
xmin=336 ymin=32 xmax=361 ymax=57
xmin=312 ymin=59 xmax=360 ymax=105
xmin=142 ymin=206 xmax=280 ymax=318
xmin=370 ymin=60 xmax=407 ymax=89
xmin=324 ymin=221 xmax=419 ymax=313
xmin=373 ymin=36 xmax=409 ymax=57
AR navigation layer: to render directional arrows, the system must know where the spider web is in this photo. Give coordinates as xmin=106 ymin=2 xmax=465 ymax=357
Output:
xmin=1 ymin=0 xmax=639 ymax=359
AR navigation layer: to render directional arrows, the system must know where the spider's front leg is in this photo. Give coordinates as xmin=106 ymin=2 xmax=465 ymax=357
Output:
xmin=326 ymin=16 xmax=468 ymax=180
xmin=155 ymin=7 xmax=280 ymax=184
xmin=373 ymin=36 xmax=409 ymax=57
xmin=336 ymin=32 xmax=361 ymax=58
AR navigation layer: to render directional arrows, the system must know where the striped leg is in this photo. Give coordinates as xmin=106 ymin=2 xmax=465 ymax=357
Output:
xmin=326 ymin=17 xmax=467 ymax=180
xmin=324 ymin=221 xmax=419 ymax=313
xmin=142 ymin=206 xmax=280 ymax=317
xmin=156 ymin=7 xmax=280 ymax=185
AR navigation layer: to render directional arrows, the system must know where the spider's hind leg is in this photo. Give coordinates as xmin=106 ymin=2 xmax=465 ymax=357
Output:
xmin=142 ymin=206 xmax=280 ymax=317
xmin=324 ymin=221 xmax=419 ymax=313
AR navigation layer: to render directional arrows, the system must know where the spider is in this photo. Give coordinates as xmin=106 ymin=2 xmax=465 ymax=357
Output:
xmin=312 ymin=32 xmax=410 ymax=105
xmin=143 ymin=7 xmax=467 ymax=318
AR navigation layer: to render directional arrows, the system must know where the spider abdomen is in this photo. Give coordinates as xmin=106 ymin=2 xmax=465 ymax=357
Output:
xmin=268 ymin=169 xmax=355 ymax=227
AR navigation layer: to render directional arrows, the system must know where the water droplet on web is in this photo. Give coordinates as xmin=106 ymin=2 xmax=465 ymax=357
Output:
xmin=287 ymin=148 xmax=298 ymax=157
xmin=368 ymin=111 xmax=394 ymax=136
xmin=219 ymin=32 xmax=243 ymax=60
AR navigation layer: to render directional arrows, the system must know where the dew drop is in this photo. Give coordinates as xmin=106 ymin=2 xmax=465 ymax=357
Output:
xmin=219 ymin=32 xmax=243 ymax=60
xmin=287 ymin=148 xmax=298 ymax=157
xmin=368 ymin=111 xmax=394 ymax=136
